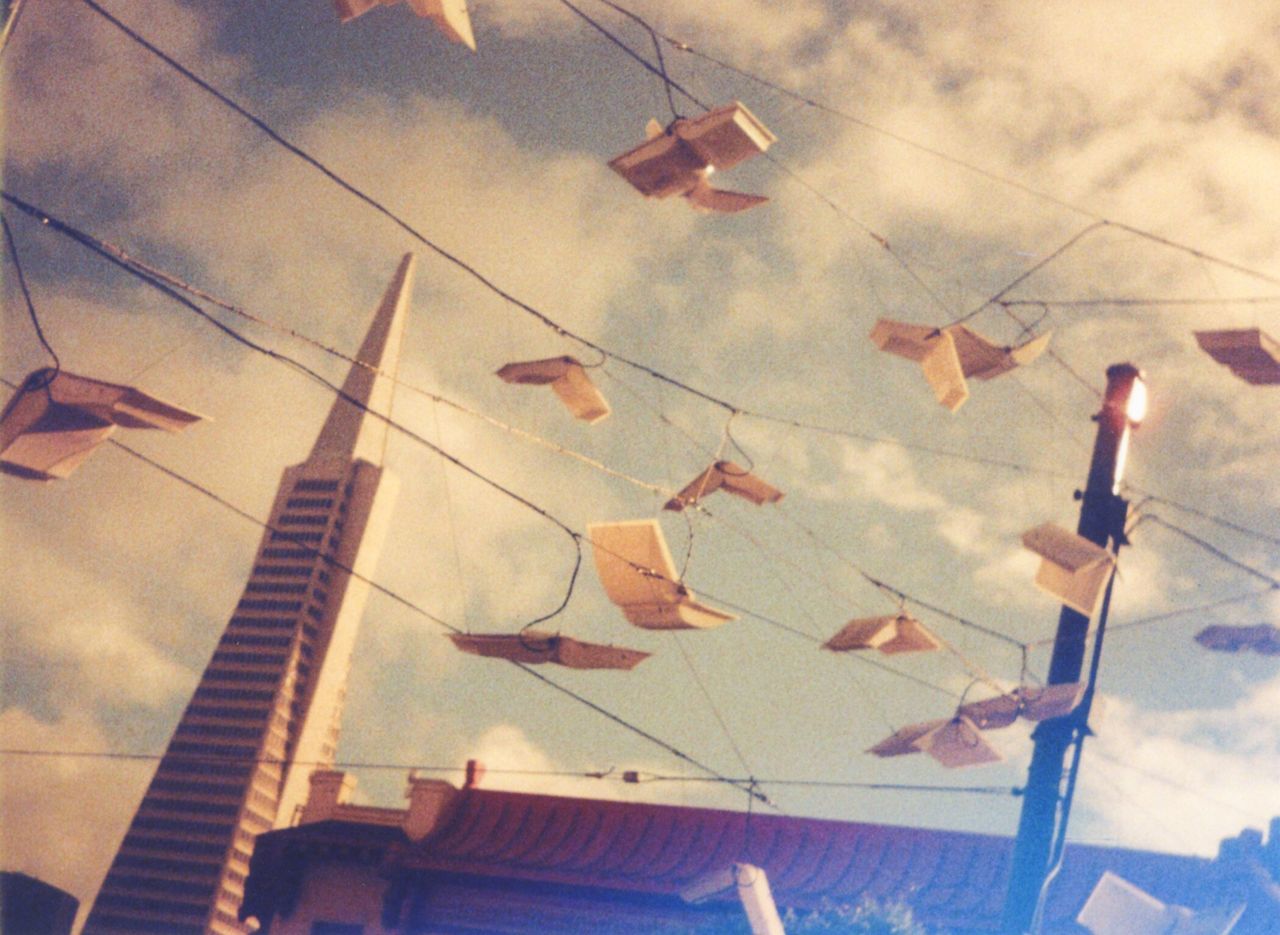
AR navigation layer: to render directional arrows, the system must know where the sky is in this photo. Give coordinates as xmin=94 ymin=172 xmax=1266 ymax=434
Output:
xmin=2 ymin=0 xmax=1280 ymax=924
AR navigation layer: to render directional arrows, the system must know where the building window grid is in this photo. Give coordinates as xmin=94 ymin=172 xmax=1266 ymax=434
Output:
xmin=245 ymin=581 xmax=310 ymax=595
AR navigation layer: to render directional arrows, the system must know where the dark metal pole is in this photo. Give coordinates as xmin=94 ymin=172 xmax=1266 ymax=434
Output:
xmin=1001 ymin=363 xmax=1144 ymax=934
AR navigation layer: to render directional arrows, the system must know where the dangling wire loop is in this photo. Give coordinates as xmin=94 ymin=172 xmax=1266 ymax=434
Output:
xmin=3 ymin=213 xmax=61 ymax=383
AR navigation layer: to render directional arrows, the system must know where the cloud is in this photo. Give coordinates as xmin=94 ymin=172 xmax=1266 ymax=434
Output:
xmin=0 ymin=708 xmax=154 ymax=933
xmin=1076 ymin=678 xmax=1280 ymax=855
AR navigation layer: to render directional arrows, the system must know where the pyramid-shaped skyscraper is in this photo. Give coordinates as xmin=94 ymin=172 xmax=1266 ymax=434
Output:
xmin=84 ymin=254 xmax=416 ymax=934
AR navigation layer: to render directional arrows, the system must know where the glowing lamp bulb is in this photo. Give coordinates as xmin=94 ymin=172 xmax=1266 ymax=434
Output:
xmin=1125 ymin=377 xmax=1148 ymax=424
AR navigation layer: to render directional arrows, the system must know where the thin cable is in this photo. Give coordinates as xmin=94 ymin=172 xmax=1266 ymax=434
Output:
xmin=1090 ymin=747 xmax=1259 ymax=820
xmin=1001 ymin=296 xmax=1280 ymax=309
xmin=659 ymin=31 xmax=1280 ymax=292
xmin=62 ymin=417 xmax=767 ymax=806
xmin=580 ymin=0 xmax=680 ymax=121
xmin=1130 ymin=491 xmax=1280 ymax=548
xmin=71 ymin=0 xmax=735 ymax=414
xmin=1025 ymin=587 xmax=1272 ymax=649
xmin=2 ymin=213 xmax=60 ymax=372
xmin=4 ymin=189 xmax=1076 ymax=483
xmin=947 ymin=221 xmax=1108 ymax=328
xmin=672 ymin=633 xmax=754 ymax=776
xmin=0 ymin=747 xmax=1015 ymax=795
xmin=1143 ymin=515 xmax=1280 ymax=589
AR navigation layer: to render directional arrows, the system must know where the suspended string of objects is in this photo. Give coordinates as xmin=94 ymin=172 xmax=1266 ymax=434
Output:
xmin=4 ymin=0 xmax=1275 ymax=794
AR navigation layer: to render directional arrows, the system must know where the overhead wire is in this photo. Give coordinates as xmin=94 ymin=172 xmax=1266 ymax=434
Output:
xmin=3 ymin=194 xmax=1010 ymax=717
xmin=1140 ymin=514 xmax=1280 ymax=590
xmin=0 ymin=747 xmax=1014 ymax=796
xmin=2 ymin=213 xmax=60 ymax=373
xmin=0 ymin=398 xmax=769 ymax=808
xmin=1001 ymin=296 xmax=1280 ymax=309
xmin=655 ymin=27 xmax=1280 ymax=291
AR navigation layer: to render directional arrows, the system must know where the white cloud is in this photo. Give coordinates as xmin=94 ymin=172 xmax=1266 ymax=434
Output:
xmin=1076 ymin=679 xmax=1280 ymax=855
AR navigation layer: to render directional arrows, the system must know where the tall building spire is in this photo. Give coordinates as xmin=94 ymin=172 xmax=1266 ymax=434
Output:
xmin=84 ymin=255 xmax=415 ymax=935
xmin=309 ymin=252 xmax=415 ymax=465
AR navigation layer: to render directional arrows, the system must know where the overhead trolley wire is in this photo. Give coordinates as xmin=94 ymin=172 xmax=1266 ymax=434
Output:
xmin=2 ymin=213 xmax=60 ymax=373
xmin=0 ymin=392 xmax=768 ymax=809
xmin=0 ymin=747 xmax=1013 ymax=797
xmin=1140 ymin=514 xmax=1280 ymax=590
xmin=73 ymin=0 xmax=733 ymax=415
xmin=3 ymin=195 xmax=1028 ymax=716
xmin=653 ymin=23 xmax=1280 ymax=292
xmin=17 ymin=4 xmax=1076 ymax=483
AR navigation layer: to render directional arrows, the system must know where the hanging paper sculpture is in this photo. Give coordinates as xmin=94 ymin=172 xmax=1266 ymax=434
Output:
xmin=958 ymin=682 xmax=1087 ymax=729
xmin=1194 ymin=623 xmax=1280 ymax=656
xmin=0 ymin=368 xmax=203 ymax=481
xmin=589 ymin=519 xmax=736 ymax=630
xmin=869 ymin=715 xmax=1001 ymax=768
xmin=496 ymin=356 xmax=610 ymax=424
xmin=869 ymin=319 xmax=1052 ymax=411
xmin=1194 ymin=328 xmax=1280 ymax=385
xmin=1021 ymin=523 xmax=1116 ymax=617
xmin=1077 ymin=871 xmax=1244 ymax=935
xmin=823 ymin=613 xmax=940 ymax=655
xmin=333 ymin=0 xmax=476 ymax=50
xmin=449 ymin=632 xmax=650 ymax=670
xmin=609 ymin=103 xmax=776 ymax=214
xmin=664 ymin=460 xmax=783 ymax=511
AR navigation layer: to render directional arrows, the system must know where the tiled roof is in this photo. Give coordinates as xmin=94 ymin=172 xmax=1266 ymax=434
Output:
xmin=245 ymin=786 xmax=1233 ymax=933
xmin=398 ymin=788 xmax=1209 ymax=931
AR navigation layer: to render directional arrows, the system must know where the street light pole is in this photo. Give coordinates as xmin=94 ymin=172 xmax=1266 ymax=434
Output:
xmin=1001 ymin=363 xmax=1146 ymax=934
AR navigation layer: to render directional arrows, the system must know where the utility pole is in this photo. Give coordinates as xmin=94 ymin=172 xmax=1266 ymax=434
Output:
xmin=1001 ymin=363 xmax=1147 ymax=934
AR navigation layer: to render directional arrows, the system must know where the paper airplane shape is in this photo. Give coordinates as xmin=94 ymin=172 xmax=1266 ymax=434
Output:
xmin=1021 ymin=523 xmax=1116 ymax=617
xmin=823 ymin=613 xmax=941 ymax=655
xmin=664 ymin=460 xmax=783 ymax=511
xmin=869 ymin=319 xmax=1052 ymax=411
xmin=958 ymin=682 xmax=1087 ymax=729
xmin=589 ymin=519 xmax=736 ymax=630
xmin=449 ymin=632 xmax=650 ymax=670
xmin=0 ymin=368 xmax=203 ymax=481
xmin=1194 ymin=623 xmax=1280 ymax=656
xmin=608 ymin=102 xmax=776 ymax=214
xmin=1194 ymin=328 xmax=1280 ymax=385
xmin=333 ymin=0 xmax=476 ymax=50
xmin=496 ymin=356 xmax=610 ymax=424
xmin=868 ymin=715 xmax=1001 ymax=768
xmin=1077 ymin=871 xmax=1245 ymax=935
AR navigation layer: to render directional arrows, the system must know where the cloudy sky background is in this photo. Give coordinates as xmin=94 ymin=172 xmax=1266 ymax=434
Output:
xmin=3 ymin=0 xmax=1279 ymax=921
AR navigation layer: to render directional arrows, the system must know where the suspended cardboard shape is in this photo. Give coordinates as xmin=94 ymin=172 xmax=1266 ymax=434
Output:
xmin=914 ymin=716 xmax=1002 ymax=768
xmin=608 ymin=102 xmax=775 ymax=213
xmin=949 ymin=326 xmax=1052 ymax=381
xmin=334 ymin=0 xmax=476 ymax=50
xmin=1077 ymin=871 xmax=1245 ymax=935
xmin=956 ymin=693 xmax=1021 ymax=730
xmin=1194 ymin=328 xmax=1280 ymax=385
xmin=496 ymin=356 xmax=610 ymax=424
xmin=959 ymin=682 xmax=1086 ymax=729
xmin=0 ymin=368 xmax=203 ymax=481
xmin=1021 ymin=523 xmax=1116 ymax=617
xmin=1019 ymin=681 xmax=1087 ymax=720
xmin=869 ymin=320 xmax=967 ymax=411
xmin=449 ymin=632 xmax=649 ymax=670
xmin=823 ymin=613 xmax=939 ymax=655
xmin=665 ymin=460 xmax=783 ymax=511
xmin=867 ymin=718 xmax=946 ymax=758
xmin=588 ymin=520 xmax=736 ymax=630
xmin=1195 ymin=623 xmax=1280 ymax=656
xmin=870 ymin=319 xmax=1051 ymax=411
xmin=685 ymin=177 xmax=770 ymax=215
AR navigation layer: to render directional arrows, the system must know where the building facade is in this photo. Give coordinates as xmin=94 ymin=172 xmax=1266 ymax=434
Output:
xmin=240 ymin=767 xmax=1280 ymax=934
xmin=83 ymin=255 xmax=415 ymax=935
